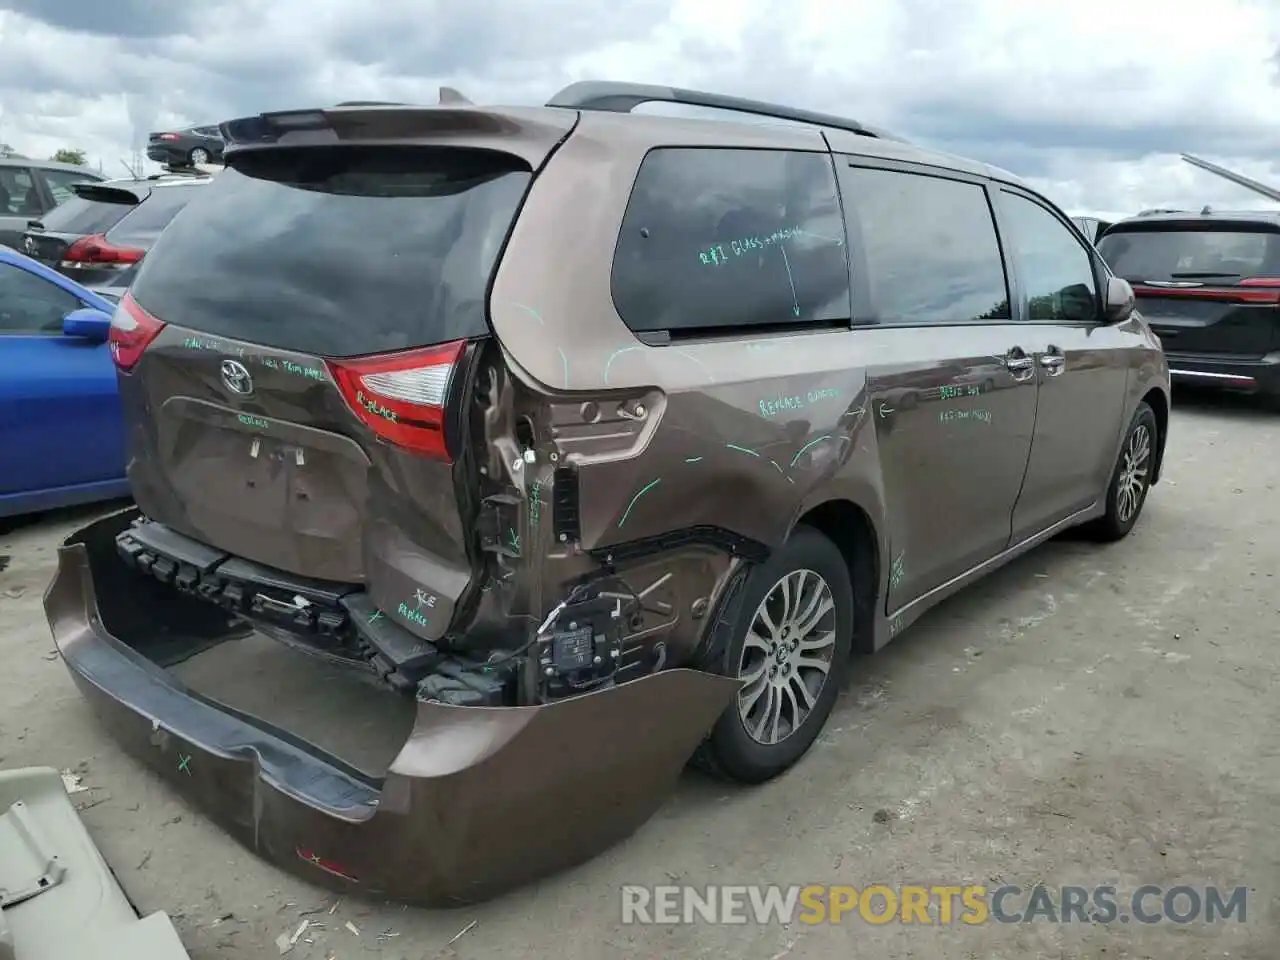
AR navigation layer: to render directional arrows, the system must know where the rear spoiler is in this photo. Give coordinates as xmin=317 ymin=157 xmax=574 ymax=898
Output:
xmin=217 ymin=88 xmax=578 ymax=170
xmin=69 ymin=183 xmax=145 ymax=205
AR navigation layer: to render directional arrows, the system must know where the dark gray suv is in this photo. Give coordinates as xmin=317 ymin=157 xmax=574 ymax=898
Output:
xmin=44 ymin=82 xmax=1170 ymax=906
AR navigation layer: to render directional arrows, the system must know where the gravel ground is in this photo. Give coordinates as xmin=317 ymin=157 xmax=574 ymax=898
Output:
xmin=1 ymin=389 xmax=1278 ymax=960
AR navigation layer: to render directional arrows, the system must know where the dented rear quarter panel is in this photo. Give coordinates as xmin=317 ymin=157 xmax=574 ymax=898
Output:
xmin=488 ymin=111 xmax=892 ymax=567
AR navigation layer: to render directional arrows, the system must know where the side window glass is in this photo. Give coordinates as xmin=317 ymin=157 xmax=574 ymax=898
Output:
xmin=0 ymin=263 xmax=82 ymax=334
xmin=0 ymin=167 xmax=40 ymax=216
xmin=842 ymin=166 xmax=1010 ymax=324
xmin=38 ymin=168 xmax=95 ymax=208
xmin=611 ymin=148 xmax=850 ymax=336
xmin=105 ymin=185 xmax=199 ymax=249
xmin=1000 ymin=193 xmax=1098 ymax=322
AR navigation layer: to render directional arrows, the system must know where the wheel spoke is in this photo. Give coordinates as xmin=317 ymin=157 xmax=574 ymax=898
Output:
xmin=793 ymin=573 xmax=821 ymax=628
xmin=749 ymin=685 xmax=775 ymax=740
xmin=795 ymin=654 xmax=831 ymax=675
xmin=795 ymin=596 xmax=833 ymax=636
xmin=740 ymin=658 xmax=767 ymax=686
xmin=778 ymin=573 xmax=795 ymax=626
xmin=743 ymin=630 xmax=771 ymax=654
xmin=781 ymin=682 xmax=802 ymax=736
xmin=755 ymin=605 xmax=779 ymax=642
xmin=791 ymin=673 xmax=817 ymax=710
xmin=799 ymin=629 xmax=836 ymax=653
xmin=767 ymin=686 xmax=784 ymax=743
xmin=740 ymin=673 xmax=768 ymax=713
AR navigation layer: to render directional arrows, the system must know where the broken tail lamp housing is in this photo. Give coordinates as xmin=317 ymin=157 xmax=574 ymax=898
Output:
xmin=326 ymin=340 xmax=464 ymax=461
xmin=109 ymin=293 xmax=166 ymax=372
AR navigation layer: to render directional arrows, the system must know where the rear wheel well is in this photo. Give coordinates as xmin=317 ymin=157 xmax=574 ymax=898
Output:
xmin=797 ymin=500 xmax=878 ymax=655
xmin=1141 ymin=388 xmax=1169 ymax=483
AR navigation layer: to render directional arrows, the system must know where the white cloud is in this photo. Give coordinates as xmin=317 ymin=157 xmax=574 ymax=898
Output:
xmin=1 ymin=0 xmax=1279 ymax=213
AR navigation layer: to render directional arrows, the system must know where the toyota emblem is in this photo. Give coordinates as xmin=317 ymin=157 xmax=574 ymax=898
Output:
xmin=220 ymin=359 xmax=254 ymax=396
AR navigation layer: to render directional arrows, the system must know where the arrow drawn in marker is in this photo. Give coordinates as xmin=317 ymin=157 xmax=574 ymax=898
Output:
xmin=878 ymin=403 xmax=894 ymax=419
xmin=780 ymin=247 xmax=800 ymax=317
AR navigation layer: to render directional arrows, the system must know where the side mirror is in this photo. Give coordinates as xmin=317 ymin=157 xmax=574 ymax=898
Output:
xmin=63 ymin=307 xmax=113 ymax=342
xmin=1103 ymin=276 xmax=1136 ymax=323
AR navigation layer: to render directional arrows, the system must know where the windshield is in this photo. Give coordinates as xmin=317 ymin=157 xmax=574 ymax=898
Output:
xmin=1097 ymin=226 xmax=1280 ymax=282
xmin=130 ymin=146 xmax=533 ymax=357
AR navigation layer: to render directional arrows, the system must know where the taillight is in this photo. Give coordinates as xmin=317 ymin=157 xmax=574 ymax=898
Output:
xmin=326 ymin=341 xmax=465 ymax=461
xmin=109 ymin=293 xmax=166 ymax=372
xmin=1132 ymin=283 xmax=1280 ymax=305
xmin=158 ymin=133 xmax=180 ymax=141
xmin=61 ymin=233 xmax=145 ymax=271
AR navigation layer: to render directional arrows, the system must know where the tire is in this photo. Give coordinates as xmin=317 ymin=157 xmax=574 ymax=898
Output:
xmin=188 ymin=147 xmax=210 ymax=165
xmin=692 ymin=525 xmax=854 ymax=783
xmin=1085 ymin=401 xmax=1157 ymax=542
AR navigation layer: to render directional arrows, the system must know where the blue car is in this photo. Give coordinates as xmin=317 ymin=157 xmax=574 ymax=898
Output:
xmin=0 ymin=244 xmax=128 ymax=518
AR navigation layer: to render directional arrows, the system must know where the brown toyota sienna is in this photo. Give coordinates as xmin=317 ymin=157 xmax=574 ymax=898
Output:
xmin=45 ymin=82 xmax=1170 ymax=906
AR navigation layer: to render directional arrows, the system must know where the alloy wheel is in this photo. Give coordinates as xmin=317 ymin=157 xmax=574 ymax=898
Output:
xmin=1116 ymin=423 xmax=1151 ymax=523
xmin=736 ymin=568 xmax=837 ymax=745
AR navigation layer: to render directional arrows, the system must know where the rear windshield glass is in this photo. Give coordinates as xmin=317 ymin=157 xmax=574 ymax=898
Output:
xmin=106 ymin=182 xmax=205 ymax=250
xmin=129 ymin=147 xmax=533 ymax=357
xmin=1097 ymin=227 xmax=1280 ymax=282
xmin=37 ymin=195 xmax=133 ymax=235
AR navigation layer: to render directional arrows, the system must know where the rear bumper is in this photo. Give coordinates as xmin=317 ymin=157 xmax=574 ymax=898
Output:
xmin=145 ymin=144 xmax=178 ymax=163
xmin=1165 ymin=351 xmax=1280 ymax=395
xmin=43 ymin=510 xmax=739 ymax=906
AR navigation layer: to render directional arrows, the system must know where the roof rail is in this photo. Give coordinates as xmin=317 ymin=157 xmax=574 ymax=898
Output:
xmin=546 ymin=80 xmax=909 ymax=143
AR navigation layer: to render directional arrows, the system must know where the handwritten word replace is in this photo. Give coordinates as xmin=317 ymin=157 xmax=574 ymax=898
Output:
xmin=758 ymin=388 xmax=841 ymax=418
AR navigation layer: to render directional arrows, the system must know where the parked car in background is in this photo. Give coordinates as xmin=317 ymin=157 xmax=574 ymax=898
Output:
xmin=146 ymin=126 xmax=225 ymax=167
xmin=21 ymin=173 xmax=213 ymax=288
xmin=1096 ymin=210 xmax=1280 ymax=402
xmin=1071 ymin=215 xmax=1113 ymax=244
xmin=0 ymin=157 xmax=107 ymax=247
xmin=0 ymin=245 xmax=126 ymax=518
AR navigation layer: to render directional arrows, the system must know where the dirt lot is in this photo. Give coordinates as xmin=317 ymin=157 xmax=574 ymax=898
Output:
xmin=2 ymin=390 xmax=1278 ymax=960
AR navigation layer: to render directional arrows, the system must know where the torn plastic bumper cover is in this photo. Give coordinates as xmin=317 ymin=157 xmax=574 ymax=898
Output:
xmin=42 ymin=510 xmax=740 ymax=906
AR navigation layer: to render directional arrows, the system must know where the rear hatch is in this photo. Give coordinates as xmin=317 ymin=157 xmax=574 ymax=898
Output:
xmin=21 ymin=183 xmax=141 ymax=282
xmin=112 ymin=111 xmax=570 ymax=640
xmin=1096 ymin=219 xmax=1280 ymax=358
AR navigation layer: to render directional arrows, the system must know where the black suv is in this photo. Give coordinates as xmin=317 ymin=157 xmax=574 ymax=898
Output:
xmin=1097 ymin=210 xmax=1280 ymax=399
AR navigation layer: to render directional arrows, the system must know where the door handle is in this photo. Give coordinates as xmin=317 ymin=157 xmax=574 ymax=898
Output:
xmin=1039 ymin=347 xmax=1066 ymax=377
xmin=1003 ymin=348 xmax=1035 ymax=381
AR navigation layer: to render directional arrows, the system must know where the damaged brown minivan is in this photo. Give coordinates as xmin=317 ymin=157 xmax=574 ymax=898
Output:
xmin=44 ymin=82 xmax=1170 ymax=905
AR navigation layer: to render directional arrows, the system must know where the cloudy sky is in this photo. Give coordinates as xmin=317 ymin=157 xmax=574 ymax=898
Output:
xmin=2 ymin=0 xmax=1279 ymax=217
